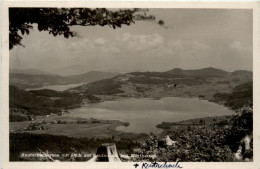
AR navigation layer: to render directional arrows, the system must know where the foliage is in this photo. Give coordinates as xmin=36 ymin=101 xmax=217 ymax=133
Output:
xmin=212 ymin=81 xmax=252 ymax=110
xmin=128 ymin=73 xmax=204 ymax=86
xmin=9 ymin=8 xmax=156 ymax=49
xmin=135 ymin=106 xmax=253 ymax=162
xmin=10 ymin=132 xmax=140 ymax=161
xmin=29 ymin=89 xmax=62 ymax=97
xmin=156 ymin=122 xmax=179 ymax=129
xmin=85 ymin=94 xmax=102 ymax=103
xmin=134 ymin=126 xmax=234 ymax=162
xmin=224 ymin=106 xmax=253 ymax=153
xmin=9 ymin=114 xmax=28 ymax=122
xmin=130 ymin=76 xmax=168 ymax=85
xmin=10 ymin=86 xmax=61 ymax=116
xmin=165 ymin=67 xmax=228 ymax=78
xmin=80 ymin=79 xmax=124 ymax=95
xmin=9 ymin=85 xmax=99 ymax=119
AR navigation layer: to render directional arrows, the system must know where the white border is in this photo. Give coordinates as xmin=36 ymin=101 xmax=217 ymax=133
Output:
xmin=1 ymin=1 xmax=260 ymax=169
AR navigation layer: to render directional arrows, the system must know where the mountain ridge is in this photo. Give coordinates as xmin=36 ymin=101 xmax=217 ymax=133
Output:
xmin=68 ymin=67 xmax=252 ymax=101
xmin=10 ymin=67 xmax=252 ymax=92
xmin=10 ymin=71 xmax=120 ymax=89
xmin=10 ymin=68 xmax=56 ymax=76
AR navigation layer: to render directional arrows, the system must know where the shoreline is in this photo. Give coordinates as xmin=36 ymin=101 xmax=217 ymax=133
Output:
xmin=10 ymin=114 xmax=148 ymax=141
xmin=10 ymin=85 xmax=239 ymax=141
xmin=10 ymin=114 xmax=235 ymax=145
xmin=156 ymin=115 xmax=234 ymax=131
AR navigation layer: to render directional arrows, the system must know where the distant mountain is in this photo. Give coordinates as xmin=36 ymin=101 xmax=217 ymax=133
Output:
xmin=10 ymin=67 xmax=253 ymax=101
xmin=50 ymin=64 xmax=87 ymax=76
xmin=50 ymin=64 xmax=120 ymax=76
xmin=67 ymin=71 xmax=120 ymax=83
xmin=10 ymin=73 xmax=67 ymax=89
xmin=165 ymin=67 xmax=228 ymax=78
xmin=165 ymin=68 xmax=190 ymax=77
xmin=128 ymin=67 xmax=229 ymax=79
xmin=10 ymin=68 xmax=55 ymax=75
xmin=228 ymin=70 xmax=252 ymax=77
xmin=10 ymin=71 xmax=120 ymax=89
xmin=69 ymin=67 xmax=252 ymax=99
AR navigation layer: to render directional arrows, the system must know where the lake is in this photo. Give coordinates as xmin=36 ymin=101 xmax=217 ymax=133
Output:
xmin=64 ymin=97 xmax=234 ymax=134
xmin=26 ymin=83 xmax=85 ymax=91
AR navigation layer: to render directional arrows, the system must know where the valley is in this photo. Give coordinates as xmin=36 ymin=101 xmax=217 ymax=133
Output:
xmin=9 ymin=67 xmax=252 ymax=122
xmin=9 ymin=67 xmax=253 ymax=162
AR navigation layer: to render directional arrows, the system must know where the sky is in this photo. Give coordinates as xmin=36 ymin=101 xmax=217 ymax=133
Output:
xmin=10 ymin=8 xmax=253 ymax=75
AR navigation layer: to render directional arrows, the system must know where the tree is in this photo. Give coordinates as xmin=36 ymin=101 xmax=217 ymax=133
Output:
xmin=9 ymin=8 xmax=156 ymax=49
xmin=158 ymin=20 xmax=164 ymax=25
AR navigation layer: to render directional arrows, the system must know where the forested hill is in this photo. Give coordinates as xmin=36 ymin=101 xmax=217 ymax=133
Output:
xmin=129 ymin=67 xmax=252 ymax=79
xmin=9 ymin=85 xmax=100 ymax=119
xmin=212 ymin=81 xmax=253 ymax=110
xmin=165 ymin=67 xmax=228 ymax=78
xmin=10 ymin=71 xmax=119 ymax=89
xmin=69 ymin=67 xmax=252 ymax=100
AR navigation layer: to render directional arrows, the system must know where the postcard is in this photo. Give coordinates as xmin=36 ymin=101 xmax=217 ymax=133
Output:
xmin=1 ymin=1 xmax=260 ymax=169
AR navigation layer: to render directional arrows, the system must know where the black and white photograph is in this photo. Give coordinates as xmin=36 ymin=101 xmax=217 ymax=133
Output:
xmin=1 ymin=2 xmax=260 ymax=168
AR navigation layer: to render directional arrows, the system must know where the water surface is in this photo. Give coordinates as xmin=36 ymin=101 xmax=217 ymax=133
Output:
xmin=26 ymin=83 xmax=85 ymax=91
xmin=65 ymin=97 xmax=234 ymax=133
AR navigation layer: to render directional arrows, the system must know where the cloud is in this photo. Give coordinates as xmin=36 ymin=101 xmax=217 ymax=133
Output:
xmin=95 ymin=38 xmax=107 ymax=45
xmin=70 ymin=38 xmax=93 ymax=49
xmin=121 ymin=33 xmax=131 ymax=41
xmin=68 ymin=33 xmax=164 ymax=54
xmin=124 ymin=34 xmax=164 ymax=51
xmin=157 ymin=40 xmax=211 ymax=59
xmin=229 ymin=41 xmax=251 ymax=53
xmin=168 ymin=40 xmax=210 ymax=51
xmin=10 ymin=8 xmax=252 ymax=74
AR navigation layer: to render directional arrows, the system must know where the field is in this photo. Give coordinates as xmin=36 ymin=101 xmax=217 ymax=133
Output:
xmin=10 ymin=114 xmax=147 ymax=139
